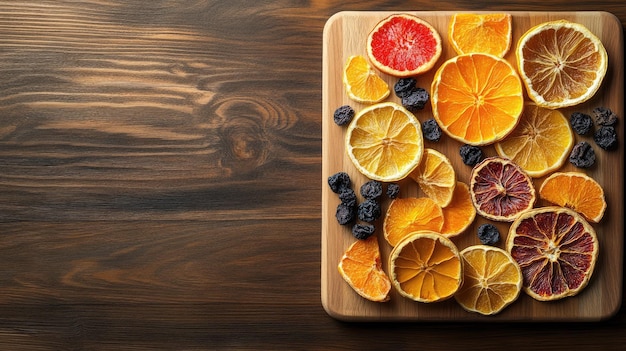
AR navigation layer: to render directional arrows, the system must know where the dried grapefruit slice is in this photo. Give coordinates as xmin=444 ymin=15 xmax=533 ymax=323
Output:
xmin=449 ymin=13 xmax=512 ymax=57
xmin=470 ymin=157 xmax=536 ymax=222
xmin=388 ymin=231 xmax=463 ymax=303
xmin=539 ymin=172 xmax=607 ymax=223
xmin=338 ymin=236 xmax=392 ymax=302
xmin=506 ymin=206 xmax=599 ymax=301
xmin=367 ymin=14 xmax=442 ymax=77
xmin=409 ymin=148 xmax=456 ymax=207
xmin=455 ymin=245 xmax=522 ymax=315
xmin=440 ymin=182 xmax=476 ymax=237
xmin=383 ymin=197 xmax=444 ymax=247
xmin=343 ymin=55 xmax=390 ymax=103
xmin=516 ymin=20 xmax=608 ymax=109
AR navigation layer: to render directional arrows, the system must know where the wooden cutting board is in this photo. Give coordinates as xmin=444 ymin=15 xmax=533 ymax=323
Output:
xmin=321 ymin=11 xmax=624 ymax=321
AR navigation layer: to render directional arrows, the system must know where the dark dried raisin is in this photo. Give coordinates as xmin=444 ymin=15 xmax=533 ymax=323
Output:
xmin=386 ymin=183 xmax=400 ymax=199
xmin=360 ymin=180 xmax=383 ymax=200
xmin=394 ymin=78 xmax=417 ymax=98
xmin=593 ymin=107 xmax=618 ymax=126
xmin=401 ymin=87 xmax=429 ymax=111
xmin=460 ymin=144 xmax=483 ymax=166
xmin=477 ymin=223 xmax=500 ymax=245
xmin=333 ymin=105 xmax=355 ymax=126
xmin=357 ymin=199 xmax=381 ymax=222
xmin=569 ymin=141 xmax=596 ymax=168
xmin=352 ymin=223 xmax=376 ymax=240
xmin=594 ymin=126 xmax=618 ymax=150
xmin=570 ymin=112 xmax=593 ymax=135
xmin=328 ymin=172 xmax=351 ymax=193
xmin=335 ymin=203 xmax=356 ymax=225
xmin=422 ymin=118 xmax=442 ymax=142
xmin=339 ymin=188 xmax=357 ymax=207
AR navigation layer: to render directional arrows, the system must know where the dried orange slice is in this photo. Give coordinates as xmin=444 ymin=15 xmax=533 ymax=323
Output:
xmin=539 ymin=172 xmax=607 ymax=223
xmin=367 ymin=14 xmax=442 ymax=77
xmin=495 ymin=103 xmax=574 ymax=178
xmin=338 ymin=236 xmax=392 ymax=302
xmin=449 ymin=13 xmax=512 ymax=57
xmin=506 ymin=206 xmax=599 ymax=301
xmin=409 ymin=148 xmax=456 ymax=207
xmin=470 ymin=156 xmax=536 ymax=222
xmin=343 ymin=55 xmax=390 ymax=103
xmin=440 ymin=182 xmax=476 ymax=237
xmin=383 ymin=197 xmax=444 ymax=247
xmin=345 ymin=102 xmax=424 ymax=182
xmin=516 ymin=20 xmax=608 ymax=109
xmin=388 ymin=231 xmax=463 ymax=303
xmin=431 ymin=53 xmax=524 ymax=145
xmin=454 ymin=245 xmax=522 ymax=315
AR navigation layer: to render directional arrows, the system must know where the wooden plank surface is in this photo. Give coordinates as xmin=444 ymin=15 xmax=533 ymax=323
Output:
xmin=322 ymin=11 xmax=624 ymax=321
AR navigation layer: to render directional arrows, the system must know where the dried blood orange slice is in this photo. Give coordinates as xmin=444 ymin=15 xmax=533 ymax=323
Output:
xmin=338 ymin=236 xmax=392 ymax=302
xmin=506 ymin=206 xmax=599 ymax=301
xmin=470 ymin=157 xmax=536 ymax=222
xmin=367 ymin=14 xmax=442 ymax=77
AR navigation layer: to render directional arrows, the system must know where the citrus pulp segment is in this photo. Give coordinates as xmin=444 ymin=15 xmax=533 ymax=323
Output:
xmin=440 ymin=182 xmax=476 ymax=237
xmin=448 ymin=13 xmax=512 ymax=57
xmin=495 ymin=103 xmax=574 ymax=177
xmin=516 ymin=20 xmax=608 ymax=109
xmin=470 ymin=157 xmax=536 ymax=222
xmin=506 ymin=206 xmax=599 ymax=301
xmin=367 ymin=14 xmax=442 ymax=77
xmin=388 ymin=231 xmax=463 ymax=303
xmin=409 ymin=148 xmax=456 ymax=207
xmin=383 ymin=197 xmax=444 ymax=247
xmin=338 ymin=236 xmax=392 ymax=302
xmin=539 ymin=172 xmax=607 ymax=223
xmin=343 ymin=55 xmax=390 ymax=103
xmin=454 ymin=245 xmax=522 ymax=315
xmin=431 ymin=53 xmax=524 ymax=145
xmin=345 ymin=102 xmax=424 ymax=182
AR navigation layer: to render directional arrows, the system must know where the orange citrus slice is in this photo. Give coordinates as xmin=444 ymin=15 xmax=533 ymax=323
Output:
xmin=367 ymin=14 xmax=442 ymax=77
xmin=388 ymin=231 xmax=463 ymax=303
xmin=440 ymin=182 xmax=476 ymax=237
xmin=516 ymin=20 xmax=608 ymax=109
xmin=470 ymin=157 xmax=536 ymax=222
xmin=345 ymin=102 xmax=424 ymax=182
xmin=343 ymin=55 xmax=390 ymax=103
xmin=449 ymin=13 xmax=512 ymax=57
xmin=338 ymin=236 xmax=392 ymax=302
xmin=507 ymin=206 xmax=599 ymax=301
xmin=454 ymin=245 xmax=522 ymax=315
xmin=409 ymin=148 xmax=456 ymax=207
xmin=495 ymin=103 xmax=574 ymax=178
xmin=383 ymin=197 xmax=444 ymax=247
xmin=431 ymin=53 xmax=524 ymax=145
xmin=539 ymin=171 xmax=607 ymax=223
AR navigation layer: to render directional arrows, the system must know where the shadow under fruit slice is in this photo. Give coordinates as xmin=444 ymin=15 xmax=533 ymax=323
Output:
xmin=388 ymin=231 xmax=462 ymax=303
xmin=338 ymin=236 xmax=391 ymax=302
xmin=470 ymin=156 xmax=536 ymax=222
xmin=506 ymin=206 xmax=599 ymax=301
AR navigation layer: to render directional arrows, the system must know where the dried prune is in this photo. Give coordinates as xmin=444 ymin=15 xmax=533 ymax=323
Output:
xmin=477 ymin=223 xmax=500 ymax=245
xmin=570 ymin=112 xmax=593 ymax=135
xmin=328 ymin=172 xmax=351 ymax=193
xmin=333 ymin=105 xmax=355 ymax=126
xmin=422 ymin=118 xmax=442 ymax=142
xmin=386 ymin=183 xmax=400 ymax=199
xmin=593 ymin=107 xmax=618 ymax=126
xmin=594 ymin=126 xmax=618 ymax=150
xmin=394 ymin=78 xmax=417 ymax=97
xmin=460 ymin=144 xmax=483 ymax=166
xmin=569 ymin=142 xmax=596 ymax=168
xmin=401 ymin=87 xmax=429 ymax=111
xmin=352 ymin=223 xmax=376 ymax=240
xmin=335 ymin=203 xmax=356 ymax=225
xmin=357 ymin=199 xmax=381 ymax=222
xmin=360 ymin=180 xmax=383 ymax=200
xmin=339 ymin=188 xmax=357 ymax=207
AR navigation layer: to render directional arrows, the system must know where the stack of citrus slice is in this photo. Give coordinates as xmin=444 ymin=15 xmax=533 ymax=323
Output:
xmin=539 ymin=172 xmax=607 ymax=223
xmin=409 ymin=148 xmax=456 ymax=207
xmin=383 ymin=197 xmax=443 ymax=247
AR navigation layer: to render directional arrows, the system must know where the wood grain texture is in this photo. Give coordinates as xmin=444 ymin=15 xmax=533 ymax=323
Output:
xmin=0 ymin=1 xmax=624 ymax=350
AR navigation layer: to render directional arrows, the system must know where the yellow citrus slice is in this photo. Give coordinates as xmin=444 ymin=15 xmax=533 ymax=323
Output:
xmin=383 ymin=197 xmax=444 ymax=247
xmin=539 ymin=171 xmax=607 ymax=223
xmin=388 ymin=231 xmax=463 ymax=303
xmin=345 ymin=102 xmax=424 ymax=182
xmin=431 ymin=53 xmax=524 ymax=145
xmin=440 ymin=182 xmax=476 ymax=237
xmin=495 ymin=103 xmax=574 ymax=177
xmin=449 ymin=13 xmax=512 ymax=57
xmin=409 ymin=148 xmax=456 ymax=207
xmin=516 ymin=20 xmax=608 ymax=109
xmin=338 ymin=236 xmax=392 ymax=302
xmin=343 ymin=55 xmax=390 ymax=103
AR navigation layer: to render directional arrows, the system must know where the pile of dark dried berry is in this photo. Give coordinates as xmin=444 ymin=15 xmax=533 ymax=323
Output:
xmin=568 ymin=106 xmax=619 ymax=167
xmin=394 ymin=78 xmax=429 ymax=112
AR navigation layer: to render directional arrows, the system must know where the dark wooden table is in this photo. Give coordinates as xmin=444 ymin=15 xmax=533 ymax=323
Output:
xmin=0 ymin=1 xmax=624 ymax=350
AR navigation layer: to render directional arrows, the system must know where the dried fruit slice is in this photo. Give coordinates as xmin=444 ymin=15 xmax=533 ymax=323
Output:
xmin=539 ymin=172 xmax=607 ymax=223
xmin=388 ymin=231 xmax=463 ymax=303
xmin=343 ymin=55 xmax=390 ymax=103
xmin=383 ymin=197 xmax=444 ymax=247
xmin=455 ymin=245 xmax=522 ymax=315
xmin=431 ymin=53 xmax=524 ymax=145
xmin=470 ymin=157 xmax=536 ymax=222
xmin=409 ymin=148 xmax=456 ymax=207
xmin=495 ymin=103 xmax=574 ymax=178
xmin=516 ymin=20 xmax=608 ymax=109
xmin=440 ymin=182 xmax=476 ymax=237
xmin=338 ymin=236 xmax=392 ymax=302
xmin=367 ymin=14 xmax=442 ymax=77
xmin=449 ymin=13 xmax=512 ymax=57
xmin=345 ymin=102 xmax=424 ymax=182
xmin=506 ymin=206 xmax=599 ymax=301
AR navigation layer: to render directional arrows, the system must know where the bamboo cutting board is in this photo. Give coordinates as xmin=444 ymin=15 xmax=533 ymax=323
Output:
xmin=321 ymin=11 xmax=624 ymax=321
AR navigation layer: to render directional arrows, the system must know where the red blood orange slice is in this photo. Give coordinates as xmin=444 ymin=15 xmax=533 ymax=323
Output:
xmin=367 ymin=14 xmax=442 ymax=77
xmin=469 ymin=157 xmax=536 ymax=222
xmin=506 ymin=206 xmax=599 ymax=301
